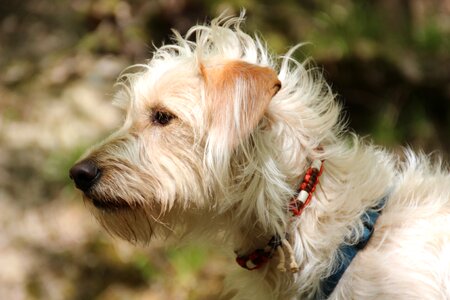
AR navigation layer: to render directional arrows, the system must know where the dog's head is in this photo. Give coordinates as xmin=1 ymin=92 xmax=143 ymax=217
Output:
xmin=69 ymin=19 xmax=285 ymax=243
xmin=69 ymin=16 xmax=338 ymax=244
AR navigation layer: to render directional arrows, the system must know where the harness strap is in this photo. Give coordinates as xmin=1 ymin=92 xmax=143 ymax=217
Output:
xmin=319 ymin=195 xmax=389 ymax=298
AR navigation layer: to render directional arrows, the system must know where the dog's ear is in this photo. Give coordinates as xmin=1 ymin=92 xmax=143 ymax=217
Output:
xmin=201 ymin=60 xmax=281 ymax=147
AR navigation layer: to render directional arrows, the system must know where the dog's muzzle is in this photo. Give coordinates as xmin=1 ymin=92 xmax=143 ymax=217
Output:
xmin=69 ymin=159 xmax=101 ymax=192
xmin=69 ymin=160 xmax=134 ymax=211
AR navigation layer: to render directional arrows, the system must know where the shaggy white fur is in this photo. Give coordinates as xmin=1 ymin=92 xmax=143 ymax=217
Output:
xmin=71 ymin=14 xmax=450 ymax=299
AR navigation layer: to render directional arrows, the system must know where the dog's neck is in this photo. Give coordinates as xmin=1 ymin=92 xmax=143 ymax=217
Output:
xmin=227 ymin=141 xmax=395 ymax=294
xmin=234 ymin=158 xmax=323 ymax=271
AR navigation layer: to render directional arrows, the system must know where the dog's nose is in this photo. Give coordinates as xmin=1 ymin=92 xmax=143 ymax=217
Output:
xmin=69 ymin=159 xmax=101 ymax=192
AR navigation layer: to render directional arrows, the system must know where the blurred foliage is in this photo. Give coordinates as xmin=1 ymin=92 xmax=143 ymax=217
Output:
xmin=0 ymin=0 xmax=449 ymax=299
xmin=1 ymin=0 xmax=449 ymax=152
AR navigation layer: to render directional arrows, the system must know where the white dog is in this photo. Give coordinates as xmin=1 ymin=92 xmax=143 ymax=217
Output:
xmin=70 ymin=15 xmax=450 ymax=299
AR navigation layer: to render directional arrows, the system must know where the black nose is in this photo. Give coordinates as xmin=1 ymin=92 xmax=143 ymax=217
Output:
xmin=69 ymin=159 xmax=101 ymax=192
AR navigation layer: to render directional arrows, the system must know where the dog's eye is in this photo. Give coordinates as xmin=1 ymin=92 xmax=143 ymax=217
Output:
xmin=152 ymin=110 xmax=175 ymax=126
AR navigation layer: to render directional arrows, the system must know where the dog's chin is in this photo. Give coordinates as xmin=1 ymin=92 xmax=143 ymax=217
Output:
xmin=86 ymin=195 xmax=157 ymax=244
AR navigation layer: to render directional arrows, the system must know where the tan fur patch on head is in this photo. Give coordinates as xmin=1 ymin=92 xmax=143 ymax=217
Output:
xmin=201 ymin=60 xmax=281 ymax=146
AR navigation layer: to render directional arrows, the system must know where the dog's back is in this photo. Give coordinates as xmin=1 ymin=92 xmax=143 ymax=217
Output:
xmin=333 ymin=152 xmax=450 ymax=299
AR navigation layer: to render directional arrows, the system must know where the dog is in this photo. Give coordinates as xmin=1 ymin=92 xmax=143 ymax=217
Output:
xmin=69 ymin=15 xmax=450 ymax=299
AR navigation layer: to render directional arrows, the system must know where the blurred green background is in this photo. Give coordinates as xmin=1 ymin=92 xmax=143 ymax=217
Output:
xmin=0 ymin=1 xmax=449 ymax=299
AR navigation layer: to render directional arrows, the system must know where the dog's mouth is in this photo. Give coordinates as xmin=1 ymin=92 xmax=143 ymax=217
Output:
xmin=84 ymin=194 xmax=136 ymax=212
xmin=92 ymin=198 xmax=132 ymax=211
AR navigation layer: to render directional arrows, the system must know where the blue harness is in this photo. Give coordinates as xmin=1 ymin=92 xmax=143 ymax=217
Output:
xmin=319 ymin=195 xmax=389 ymax=299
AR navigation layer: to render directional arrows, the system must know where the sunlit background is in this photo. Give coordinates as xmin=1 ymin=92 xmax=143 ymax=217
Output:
xmin=0 ymin=1 xmax=449 ymax=299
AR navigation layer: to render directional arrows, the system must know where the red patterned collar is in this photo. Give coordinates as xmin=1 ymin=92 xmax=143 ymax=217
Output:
xmin=236 ymin=159 xmax=324 ymax=271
